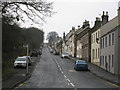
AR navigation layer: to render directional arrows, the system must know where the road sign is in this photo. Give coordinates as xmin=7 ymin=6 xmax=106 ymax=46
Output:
xmin=23 ymin=44 xmax=28 ymax=48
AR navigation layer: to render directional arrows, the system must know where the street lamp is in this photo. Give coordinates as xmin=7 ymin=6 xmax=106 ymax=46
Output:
xmin=96 ymin=38 xmax=100 ymax=44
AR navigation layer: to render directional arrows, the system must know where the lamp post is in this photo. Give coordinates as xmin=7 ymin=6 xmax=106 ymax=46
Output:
xmin=23 ymin=44 xmax=29 ymax=75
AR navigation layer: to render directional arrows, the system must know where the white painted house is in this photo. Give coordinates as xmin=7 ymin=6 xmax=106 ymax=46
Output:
xmin=100 ymin=16 xmax=119 ymax=74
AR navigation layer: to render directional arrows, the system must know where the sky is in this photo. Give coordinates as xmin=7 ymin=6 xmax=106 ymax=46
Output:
xmin=20 ymin=0 xmax=119 ymax=43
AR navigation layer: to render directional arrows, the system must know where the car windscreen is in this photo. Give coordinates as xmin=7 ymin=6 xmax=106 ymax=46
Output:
xmin=16 ymin=58 xmax=26 ymax=61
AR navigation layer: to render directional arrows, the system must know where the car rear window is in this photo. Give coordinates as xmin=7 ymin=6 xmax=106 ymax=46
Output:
xmin=76 ymin=61 xmax=86 ymax=64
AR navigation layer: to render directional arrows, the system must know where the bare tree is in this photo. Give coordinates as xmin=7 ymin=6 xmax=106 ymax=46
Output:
xmin=0 ymin=0 xmax=54 ymax=25
xmin=47 ymin=31 xmax=59 ymax=45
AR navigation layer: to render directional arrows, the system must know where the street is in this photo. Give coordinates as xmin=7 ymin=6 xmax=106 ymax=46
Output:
xmin=16 ymin=44 xmax=117 ymax=89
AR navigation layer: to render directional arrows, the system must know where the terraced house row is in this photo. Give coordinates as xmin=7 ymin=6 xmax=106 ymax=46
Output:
xmin=52 ymin=6 xmax=120 ymax=76
xmin=62 ymin=8 xmax=120 ymax=75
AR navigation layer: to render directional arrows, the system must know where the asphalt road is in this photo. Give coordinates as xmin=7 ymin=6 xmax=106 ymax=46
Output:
xmin=16 ymin=44 xmax=118 ymax=89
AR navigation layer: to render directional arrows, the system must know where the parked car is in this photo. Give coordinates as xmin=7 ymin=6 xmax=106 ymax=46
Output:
xmin=36 ymin=50 xmax=42 ymax=55
xmin=22 ymin=56 xmax=32 ymax=66
xmin=53 ymin=49 xmax=59 ymax=55
xmin=61 ymin=53 xmax=69 ymax=58
xmin=14 ymin=56 xmax=32 ymax=68
xmin=74 ymin=60 xmax=88 ymax=71
xmin=50 ymin=48 xmax=53 ymax=53
xmin=30 ymin=51 xmax=38 ymax=57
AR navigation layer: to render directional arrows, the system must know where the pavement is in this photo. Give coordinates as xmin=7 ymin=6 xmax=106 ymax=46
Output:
xmin=70 ymin=57 xmax=120 ymax=86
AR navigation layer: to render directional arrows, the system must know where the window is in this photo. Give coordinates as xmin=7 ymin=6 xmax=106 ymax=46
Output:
xmin=92 ymin=49 xmax=94 ymax=59
xmin=105 ymin=56 xmax=107 ymax=67
xmin=96 ymin=49 xmax=97 ymax=59
xmin=96 ymin=32 xmax=97 ymax=41
xmin=112 ymin=55 xmax=114 ymax=67
xmin=100 ymin=39 xmax=102 ymax=49
xmin=98 ymin=31 xmax=100 ymax=38
xmin=109 ymin=34 xmax=111 ymax=46
xmin=109 ymin=55 xmax=111 ymax=71
xmin=94 ymin=34 xmax=95 ymax=43
xmin=98 ymin=48 xmax=100 ymax=58
xmin=105 ymin=36 xmax=107 ymax=47
xmin=103 ymin=56 xmax=104 ymax=66
xmin=103 ymin=38 xmax=104 ymax=48
xmin=112 ymin=33 xmax=114 ymax=45
xmin=91 ymin=35 xmax=93 ymax=43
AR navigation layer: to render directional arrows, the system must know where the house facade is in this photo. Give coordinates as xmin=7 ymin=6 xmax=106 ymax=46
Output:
xmin=62 ymin=27 xmax=76 ymax=57
xmin=91 ymin=12 xmax=109 ymax=66
xmin=91 ymin=29 xmax=100 ymax=66
xmin=100 ymin=16 xmax=119 ymax=75
xmin=118 ymin=2 xmax=120 ymax=76
xmin=76 ymin=20 xmax=91 ymax=61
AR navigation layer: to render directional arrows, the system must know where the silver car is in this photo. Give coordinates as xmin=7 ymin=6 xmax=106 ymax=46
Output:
xmin=61 ymin=53 xmax=70 ymax=58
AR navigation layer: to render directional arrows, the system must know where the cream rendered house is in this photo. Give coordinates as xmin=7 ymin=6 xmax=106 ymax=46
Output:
xmin=91 ymin=29 xmax=100 ymax=66
xmin=76 ymin=39 xmax=82 ymax=58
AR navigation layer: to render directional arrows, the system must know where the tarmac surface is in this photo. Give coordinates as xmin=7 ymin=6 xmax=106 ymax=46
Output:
xmin=2 ymin=44 xmax=120 ymax=89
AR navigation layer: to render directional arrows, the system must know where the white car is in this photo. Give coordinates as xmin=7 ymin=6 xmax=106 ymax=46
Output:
xmin=22 ymin=56 xmax=32 ymax=66
xmin=61 ymin=53 xmax=70 ymax=58
xmin=14 ymin=56 xmax=29 ymax=68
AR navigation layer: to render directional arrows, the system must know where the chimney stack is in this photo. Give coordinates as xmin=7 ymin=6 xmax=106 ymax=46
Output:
xmin=78 ymin=25 xmax=80 ymax=29
xmin=102 ymin=11 xmax=109 ymax=25
xmin=94 ymin=17 xmax=101 ymax=27
xmin=82 ymin=20 xmax=90 ymax=28
xmin=72 ymin=27 xmax=75 ymax=31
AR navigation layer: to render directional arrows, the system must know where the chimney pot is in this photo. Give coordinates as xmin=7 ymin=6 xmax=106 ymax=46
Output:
xmin=106 ymin=11 xmax=108 ymax=16
xmin=78 ymin=25 xmax=80 ymax=29
xmin=72 ymin=27 xmax=75 ymax=30
xmin=103 ymin=11 xmax=105 ymax=15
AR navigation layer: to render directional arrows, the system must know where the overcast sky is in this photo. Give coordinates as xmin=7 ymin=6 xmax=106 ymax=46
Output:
xmin=20 ymin=0 xmax=119 ymax=43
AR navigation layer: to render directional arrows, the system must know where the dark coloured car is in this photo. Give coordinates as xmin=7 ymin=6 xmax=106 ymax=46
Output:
xmin=30 ymin=51 xmax=38 ymax=57
xmin=53 ymin=50 xmax=59 ymax=55
xmin=37 ymin=50 xmax=42 ymax=55
xmin=74 ymin=60 xmax=88 ymax=71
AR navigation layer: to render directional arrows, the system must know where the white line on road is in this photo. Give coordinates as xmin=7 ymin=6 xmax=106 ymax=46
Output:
xmin=59 ymin=68 xmax=62 ymax=71
xmin=64 ymin=75 xmax=67 ymax=78
xmin=66 ymin=79 xmax=71 ymax=83
xmin=61 ymin=71 xmax=64 ymax=74
xmin=70 ymin=83 xmax=75 ymax=87
xmin=52 ymin=55 xmax=77 ymax=90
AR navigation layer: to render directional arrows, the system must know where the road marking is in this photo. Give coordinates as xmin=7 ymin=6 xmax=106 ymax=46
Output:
xmin=64 ymin=75 xmax=67 ymax=78
xmin=70 ymin=83 xmax=75 ymax=87
xmin=18 ymin=83 xmax=23 ymax=87
xmin=52 ymin=56 xmax=77 ymax=90
xmin=66 ymin=79 xmax=71 ymax=83
xmin=69 ymin=69 xmax=76 ymax=72
xmin=106 ymin=81 xmax=120 ymax=87
xmin=59 ymin=68 xmax=62 ymax=71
